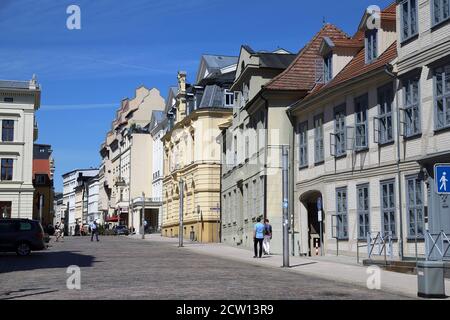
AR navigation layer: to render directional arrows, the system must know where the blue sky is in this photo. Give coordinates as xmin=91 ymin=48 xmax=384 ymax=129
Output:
xmin=0 ymin=0 xmax=392 ymax=191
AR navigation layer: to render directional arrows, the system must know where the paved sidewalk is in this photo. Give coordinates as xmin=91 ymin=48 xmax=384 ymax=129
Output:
xmin=130 ymin=234 xmax=450 ymax=299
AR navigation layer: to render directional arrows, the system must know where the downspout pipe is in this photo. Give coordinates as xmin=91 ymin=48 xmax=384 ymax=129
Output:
xmin=384 ymin=63 xmax=404 ymax=260
xmin=286 ymin=106 xmax=296 ymax=256
xmin=260 ymin=92 xmax=269 ymax=221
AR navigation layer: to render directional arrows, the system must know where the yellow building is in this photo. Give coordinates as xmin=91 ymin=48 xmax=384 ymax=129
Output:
xmin=162 ymin=55 xmax=237 ymax=242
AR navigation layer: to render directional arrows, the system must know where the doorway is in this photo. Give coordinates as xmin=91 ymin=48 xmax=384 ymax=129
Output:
xmin=300 ymin=190 xmax=323 ymax=256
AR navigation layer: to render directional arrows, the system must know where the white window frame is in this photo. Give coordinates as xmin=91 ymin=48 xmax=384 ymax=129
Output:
xmin=354 ymin=94 xmax=368 ymax=150
xmin=357 ymin=184 xmax=370 ymax=240
xmin=224 ymin=89 xmax=235 ymax=107
xmin=434 ymin=64 xmax=450 ymax=130
xmin=406 ymin=175 xmax=425 ymax=239
xmin=432 ymin=0 xmax=450 ymax=27
xmin=336 ymin=187 xmax=348 ymax=240
xmin=380 ymin=180 xmax=397 ymax=238
xmin=365 ymin=29 xmax=378 ymax=63
xmin=314 ymin=114 xmax=324 ymax=164
xmin=298 ymin=121 xmax=308 ymax=169
xmin=400 ymin=0 xmax=418 ymax=42
xmin=402 ymin=76 xmax=421 ymax=137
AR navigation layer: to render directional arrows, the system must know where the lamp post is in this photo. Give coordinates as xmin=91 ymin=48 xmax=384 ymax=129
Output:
xmin=141 ymin=192 xmax=145 ymax=240
xmin=282 ymin=146 xmax=290 ymax=268
xmin=179 ymin=179 xmax=184 ymax=247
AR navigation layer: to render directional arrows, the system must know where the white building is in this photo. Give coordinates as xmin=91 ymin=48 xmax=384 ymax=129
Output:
xmin=62 ymin=168 xmax=98 ymax=235
xmin=150 ymin=109 xmax=167 ymax=231
xmin=0 ymin=77 xmax=40 ymax=219
xmin=53 ymin=192 xmax=64 ymax=226
xmin=87 ymin=175 xmax=101 ymax=223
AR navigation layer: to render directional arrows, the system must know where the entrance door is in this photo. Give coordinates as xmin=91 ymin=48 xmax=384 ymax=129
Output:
xmin=301 ymin=191 xmax=323 ymax=256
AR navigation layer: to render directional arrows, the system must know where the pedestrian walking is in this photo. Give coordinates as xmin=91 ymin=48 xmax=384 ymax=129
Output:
xmin=253 ymin=217 xmax=265 ymax=258
xmin=263 ymin=219 xmax=272 ymax=255
xmin=90 ymin=220 xmax=99 ymax=242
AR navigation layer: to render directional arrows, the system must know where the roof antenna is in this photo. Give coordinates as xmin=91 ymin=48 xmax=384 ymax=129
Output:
xmin=323 ymin=16 xmax=326 ymax=26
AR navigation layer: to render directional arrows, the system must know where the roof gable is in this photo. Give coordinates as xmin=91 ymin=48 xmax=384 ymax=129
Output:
xmin=264 ymin=23 xmax=351 ymax=91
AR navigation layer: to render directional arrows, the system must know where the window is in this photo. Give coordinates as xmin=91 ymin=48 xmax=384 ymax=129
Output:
xmin=1 ymin=159 xmax=13 ymax=181
xmin=406 ymin=176 xmax=425 ymax=238
xmin=357 ymin=184 xmax=370 ymax=239
xmin=401 ymin=0 xmax=418 ymax=41
xmin=365 ymin=29 xmax=378 ymax=63
xmin=403 ymin=76 xmax=421 ymax=137
xmin=36 ymin=174 xmax=46 ymax=185
xmin=324 ymin=54 xmax=333 ymax=83
xmin=2 ymin=120 xmax=14 ymax=142
xmin=432 ymin=0 xmax=450 ymax=26
xmin=355 ymin=94 xmax=368 ymax=150
xmin=298 ymin=122 xmax=308 ymax=168
xmin=314 ymin=114 xmax=324 ymax=163
xmin=377 ymin=84 xmax=394 ymax=144
xmin=336 ymin=187 xmax=348 ymax=239
xmin=381 ymin=180 xmax=396 ymax=237
xmin=224 ymin=90 xmax=234 ymax=107
xmin=334 ymin=105 xmax=346 ymax=157
xmin=434 ymin=64 xmax=450 ymax=130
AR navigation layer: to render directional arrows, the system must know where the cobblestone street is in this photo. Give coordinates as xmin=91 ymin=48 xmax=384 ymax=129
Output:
xmin=0 ymin=236 xmax=410 ymax=300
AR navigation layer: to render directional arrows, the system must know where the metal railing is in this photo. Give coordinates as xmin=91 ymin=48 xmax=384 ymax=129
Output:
xmin=425 ymin=231 xmax=450 ymax=261
xmin=357 ymin=231 xmax=393 ymax=264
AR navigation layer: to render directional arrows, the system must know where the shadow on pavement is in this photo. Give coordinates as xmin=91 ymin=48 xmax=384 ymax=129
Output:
xmin=0 ymin=251 xmax=96 ymax=274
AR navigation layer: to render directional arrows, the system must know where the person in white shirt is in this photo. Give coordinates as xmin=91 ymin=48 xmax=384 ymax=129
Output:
xmin=90 ymin=220 xmax=99 ymax=242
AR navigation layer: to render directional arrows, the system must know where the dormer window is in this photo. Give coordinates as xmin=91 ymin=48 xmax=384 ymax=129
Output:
xmin=224 ymin=90 xmax=234 ymax=107
xmin=365 ymin=29 xmax=378 ymax=63
xmin=324 ymin=53 xmax=333 ymax=83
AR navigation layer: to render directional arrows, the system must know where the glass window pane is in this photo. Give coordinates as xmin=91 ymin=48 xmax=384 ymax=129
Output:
xmin=436 ymin=72 xmax=443 ymax=96
xmin=444 ymin=0 xmax=450 ymax=19
xmin=447 ymin=98 xmax=450 ymax=125
xmin=411 ymin=0 xmax=417 ymax=34
xmin=403 ymin=2 xmax=410 ymax=38
xmin=435 ymin=0 xmax=442 ymax=24
xmin=437 ymin=99 xmax=445 ymax=128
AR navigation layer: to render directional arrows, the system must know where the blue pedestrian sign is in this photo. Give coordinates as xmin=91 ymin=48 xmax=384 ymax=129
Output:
xmin=435 ymin=164 xmax=450 ymax=194
xmin=317 ymin=197 xmax=322 ymax=211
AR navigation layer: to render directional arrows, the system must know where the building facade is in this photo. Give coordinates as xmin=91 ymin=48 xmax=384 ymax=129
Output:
xmin=62 ymin=169 xmax=98 ymax=235
xmin=220 ymin=46 xmax=299 ymax=253
xmin=0 ymin=77 xmax=40 ymax=219
xmin=99 ymin=86 xmax=165 ymax=232
xmin=287 ymin=2 xmax=448 ymax=259
xmin=162 ymin=54 xmax=238 ymax=242
xmin=150 ymin=109 xmax=167 ymax=231
xmin=87 ymin=175 xmax=101 ymax=224
xmin=32 ymin=144 xmax=55 ymax=227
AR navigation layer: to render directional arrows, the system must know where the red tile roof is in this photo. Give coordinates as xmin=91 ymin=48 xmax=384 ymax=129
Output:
xmin=303 ymin=41 xmax=398 ymax=101
xmin=264 ymin=24 xmax=351 ymax=91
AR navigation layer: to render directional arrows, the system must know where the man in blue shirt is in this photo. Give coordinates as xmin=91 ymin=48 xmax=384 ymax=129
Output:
xmin=253 ymin=217 xmax=265 ymax=258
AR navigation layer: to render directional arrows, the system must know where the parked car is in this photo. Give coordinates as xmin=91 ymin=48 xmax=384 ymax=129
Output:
xmin=114 ymin=225 xmax=129 ymax=236
xmin=0 ymin=219 xmax=46 ymax=256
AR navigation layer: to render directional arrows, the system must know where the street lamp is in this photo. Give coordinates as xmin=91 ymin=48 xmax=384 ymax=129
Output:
xmin=141 ymin=192 xmax=145 ymax=240
xmin=179 ymin=180 xmax=184 ymax=247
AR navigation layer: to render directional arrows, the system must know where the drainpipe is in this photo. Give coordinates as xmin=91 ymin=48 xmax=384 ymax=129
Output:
xmin=384 ymin=64 xmax=404 ymax=260
xmin=260 ymin=93 xmax=269 ymax=220
xmin=286 ymin=106 xmax=296 ymax=256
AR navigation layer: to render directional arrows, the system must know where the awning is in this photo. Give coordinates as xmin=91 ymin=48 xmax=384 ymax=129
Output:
xmin=105 ymin=217 xmax=119 ymax=222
